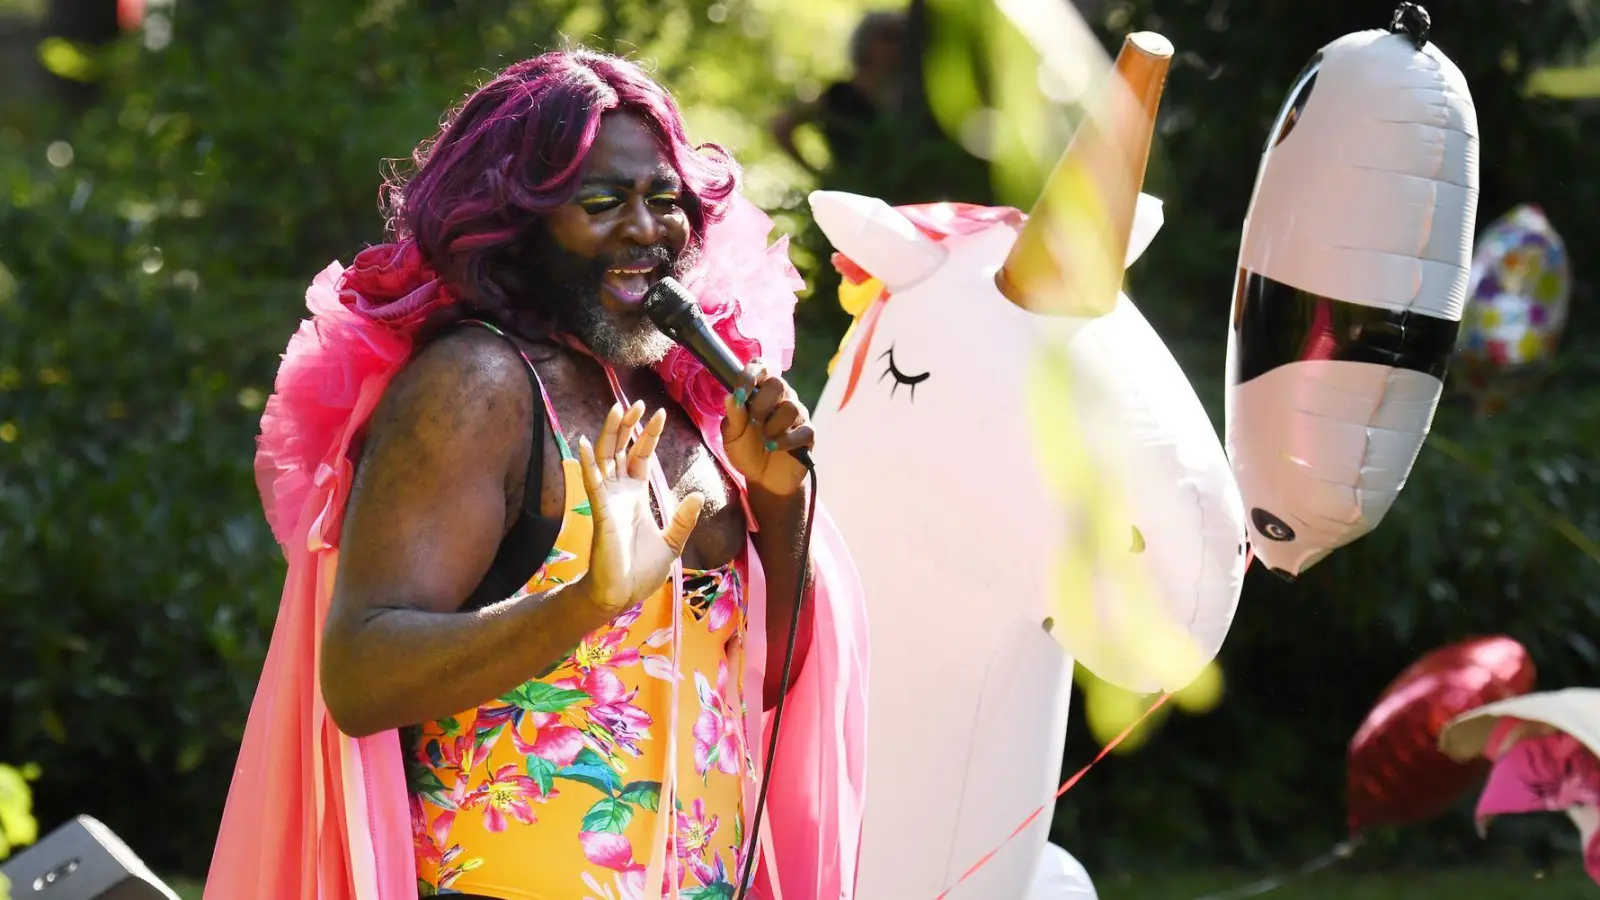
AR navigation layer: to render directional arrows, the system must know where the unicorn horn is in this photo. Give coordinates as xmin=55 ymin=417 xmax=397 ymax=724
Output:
xmin=996 ymin=31 xmax=1173 ymax=317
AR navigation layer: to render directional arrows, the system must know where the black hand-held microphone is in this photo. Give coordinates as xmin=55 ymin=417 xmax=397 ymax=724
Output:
xmin=643 ymin=276 xmax=815 ymax=471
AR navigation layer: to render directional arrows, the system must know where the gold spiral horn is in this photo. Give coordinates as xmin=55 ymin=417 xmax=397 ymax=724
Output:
xmin=996 ymin=31 xmax=1174 ymax=317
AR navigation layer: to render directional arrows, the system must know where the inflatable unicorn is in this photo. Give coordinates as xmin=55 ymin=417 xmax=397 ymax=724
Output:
xmin=809 ymin=34 xmax=1247 ymax=899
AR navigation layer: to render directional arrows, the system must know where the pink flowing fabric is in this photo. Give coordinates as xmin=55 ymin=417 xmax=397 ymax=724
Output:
xmin=1475 ymin=723 xmax=1600 ymax=886
xmin=204 ymin=195 xmax=870 ymax=900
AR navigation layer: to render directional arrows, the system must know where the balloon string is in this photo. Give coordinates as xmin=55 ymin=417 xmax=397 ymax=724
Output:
xmin=1188 ymin=834 xmax=1366 ymax=900
xmin=933 ymin=691 xmax=1172 ymax=899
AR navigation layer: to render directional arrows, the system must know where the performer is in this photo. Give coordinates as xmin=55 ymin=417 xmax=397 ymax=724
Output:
xmin=205 ymin=49 xmax=869 ymax=900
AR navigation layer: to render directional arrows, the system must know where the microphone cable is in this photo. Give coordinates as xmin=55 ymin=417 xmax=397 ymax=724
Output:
xmin=732 ymin=460 xmax=818 ymax=900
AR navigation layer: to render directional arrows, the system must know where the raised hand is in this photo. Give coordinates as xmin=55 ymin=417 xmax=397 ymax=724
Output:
xmin=577 ymin=401 xmax=705 ymax=615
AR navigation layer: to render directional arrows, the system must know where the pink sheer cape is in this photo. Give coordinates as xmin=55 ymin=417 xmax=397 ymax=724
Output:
xmin=1474 ymin=720 xmax=1600 ymax=885
xmin=205 ymin=196 xmax=870 ymax=900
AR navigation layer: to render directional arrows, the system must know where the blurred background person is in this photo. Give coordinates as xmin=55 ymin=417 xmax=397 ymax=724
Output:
xmin=770 ymin=9 xmax=909 ymax=180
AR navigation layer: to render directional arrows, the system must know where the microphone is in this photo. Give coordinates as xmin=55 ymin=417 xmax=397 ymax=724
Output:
xmin=643 ymin=276 xmax=814 ymax=471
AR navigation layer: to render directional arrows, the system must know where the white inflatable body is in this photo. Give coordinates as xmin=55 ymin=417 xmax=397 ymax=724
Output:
xmin=809 ymin=188 xmax=1245 ymax=899
xmin=1030 ymin=843 xmax=1099 ymax=898
xmin=1225 ymin=20 xmax=1479 ymax=578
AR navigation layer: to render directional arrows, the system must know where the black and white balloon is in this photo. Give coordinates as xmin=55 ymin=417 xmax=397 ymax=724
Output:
xmin=1224 ymin=4 xmax=1479 ymax=579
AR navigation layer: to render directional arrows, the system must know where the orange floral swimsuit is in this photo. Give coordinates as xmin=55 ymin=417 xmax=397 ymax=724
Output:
xmin=402 ymin=324 xmax=756 ymax=900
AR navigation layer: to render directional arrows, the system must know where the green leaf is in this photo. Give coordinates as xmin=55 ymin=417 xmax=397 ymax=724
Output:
xmin=580 ymin=796 xmax=634 ymax=834
xmin=574 ymin=500 xmax=592 ymax=516
xmin=618 ymin=780 xmax=661 ymax=812
xmin=557 ymin=748 xmax=621 ymax=794
xmin=501 ymin=682 xmax=591 ymax=714
xmin=473 ymin=724 xmax=503 ymax=749
xmin=175 ymin=742 xmax=205 ymax=774
xmin=526 ymin=756 xmax=558 ymax=797
xmin=574 ymin=747 xmax=609 ymax=768
xmin=680 ymin=885 xmax=734 ymax=900
xmin=408 ymin=767 xmax=448 ymax=797
xmin=405 ymin=764 xmax=457 ymax=812
xmin=437 ymin=716 xmax=461 ymax=736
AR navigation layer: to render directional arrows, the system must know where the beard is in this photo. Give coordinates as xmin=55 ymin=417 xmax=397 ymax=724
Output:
xmin=523 ymin=230 xmax=701 ymax=368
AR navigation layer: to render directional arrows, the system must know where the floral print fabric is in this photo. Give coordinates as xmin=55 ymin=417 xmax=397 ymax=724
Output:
xmin=404 ymin=449 xmax=754 ymax=900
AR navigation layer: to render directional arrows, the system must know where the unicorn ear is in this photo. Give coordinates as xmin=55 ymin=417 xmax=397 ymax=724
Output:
xmin=808 ymin=190 xmax=946 ymax=293
xmin=1125 ymin=192 xmax=1164 ymax=267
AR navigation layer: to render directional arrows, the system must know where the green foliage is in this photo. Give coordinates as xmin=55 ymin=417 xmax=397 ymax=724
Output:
xmin=0 ymin=147 xmax=286 ymax=875
xmin=6 ymin=0 xmax=1600 ymax=880
xmin=0 ymin=762 xmax=40 ymax=900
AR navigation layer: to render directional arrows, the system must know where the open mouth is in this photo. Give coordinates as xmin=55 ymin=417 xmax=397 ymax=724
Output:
xmin=601 ymin=262 xmax=663 ymax=307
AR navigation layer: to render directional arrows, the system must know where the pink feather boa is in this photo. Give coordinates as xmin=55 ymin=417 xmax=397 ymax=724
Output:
xmin=255 ymin=196 xmax=804 ymax=546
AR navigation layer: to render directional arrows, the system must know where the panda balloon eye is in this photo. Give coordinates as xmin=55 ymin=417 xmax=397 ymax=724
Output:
xmin=1269 ymin=55 xmax=1322 ymax=149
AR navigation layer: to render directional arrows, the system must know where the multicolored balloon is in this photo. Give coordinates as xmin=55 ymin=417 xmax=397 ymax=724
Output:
xmin=1346 ymin=636 xmax=1535 ymax=832
xmin=1455 ymin=204 xmax=1571 ymax=379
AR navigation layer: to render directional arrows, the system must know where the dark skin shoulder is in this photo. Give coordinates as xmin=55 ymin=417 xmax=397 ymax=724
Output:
xmin=336 ymin=325 xmax=533 ymax=616
xmin=320 ymin=326 xmax=617 ymax=737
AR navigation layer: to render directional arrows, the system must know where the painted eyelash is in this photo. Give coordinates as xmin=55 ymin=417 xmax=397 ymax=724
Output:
xmin=878 ymin=346 xmax=929 ymax=401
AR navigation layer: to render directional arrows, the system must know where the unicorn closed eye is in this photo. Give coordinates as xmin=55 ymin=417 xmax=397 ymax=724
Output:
xmin=809 ymin=33 xmax=1246 ymax=900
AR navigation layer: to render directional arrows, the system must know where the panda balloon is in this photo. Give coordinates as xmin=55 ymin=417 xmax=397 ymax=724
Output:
xmin=1225 ymin=3 xmax=1479 ymax=579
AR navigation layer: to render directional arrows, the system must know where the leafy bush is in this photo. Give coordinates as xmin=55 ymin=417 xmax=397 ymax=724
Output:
xmin=4 ymin=0 xmax=1600 ymax=879
xmin=0 ymin=763 xmax=40 ymax=900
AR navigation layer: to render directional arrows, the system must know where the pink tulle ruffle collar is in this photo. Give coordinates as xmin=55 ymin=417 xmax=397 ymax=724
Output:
xmin=254 ymin=194 xmax=803 ymax=547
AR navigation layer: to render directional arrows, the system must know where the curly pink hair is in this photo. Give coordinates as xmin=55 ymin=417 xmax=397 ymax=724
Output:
xmin=380 ymin=49 xmax=741 ymax=333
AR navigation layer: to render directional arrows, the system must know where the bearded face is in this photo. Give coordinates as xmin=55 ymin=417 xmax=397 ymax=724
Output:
xmin=522 ymin=225 xmax=701 ymax=368
xmin=522 ymin=112 xmax=705 ymax=368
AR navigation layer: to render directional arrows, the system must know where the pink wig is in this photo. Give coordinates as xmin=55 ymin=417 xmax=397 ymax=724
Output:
xmin=380 ymin=49 xmax=741 ymax=328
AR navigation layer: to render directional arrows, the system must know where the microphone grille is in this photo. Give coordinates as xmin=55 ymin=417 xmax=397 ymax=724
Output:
xmin=643 ymin=276 xmax=694 ymax=324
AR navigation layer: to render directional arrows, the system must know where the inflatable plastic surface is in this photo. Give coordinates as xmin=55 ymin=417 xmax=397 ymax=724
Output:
xmin=1224 ymin=3 xmax=1479 ymax=579
xmin=810 ymin=33 xmax=1245 ymax=900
